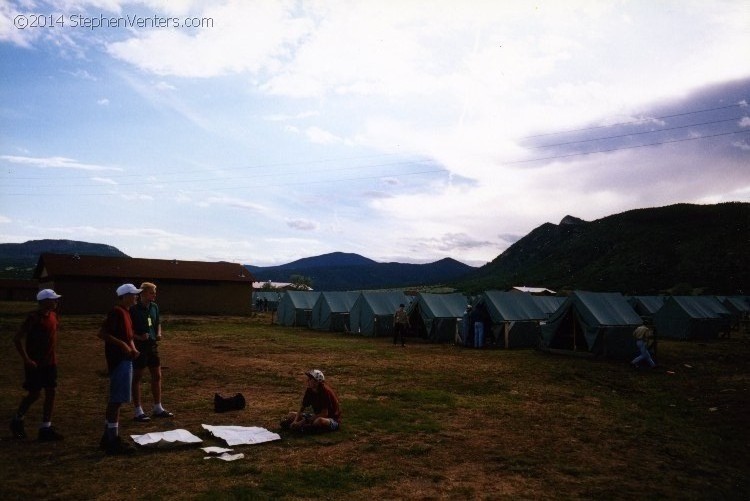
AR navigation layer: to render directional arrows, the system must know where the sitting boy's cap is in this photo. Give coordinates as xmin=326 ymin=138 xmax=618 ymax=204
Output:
xmin=116 ymin=283 xmax=142 ymax=296
xmin=305 ymin=369 xmax=325 ymax=382
xmin=37 ymin=289 xmax=61 ymax=301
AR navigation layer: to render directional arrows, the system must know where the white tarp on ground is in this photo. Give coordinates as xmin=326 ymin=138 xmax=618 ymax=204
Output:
xmin=201 ymin=424 xmax=281 ymax=446
xmin=202 ymin=446 xmax=244 ymax=461
xmin=131 ymin=428 xmax=203 ymax=446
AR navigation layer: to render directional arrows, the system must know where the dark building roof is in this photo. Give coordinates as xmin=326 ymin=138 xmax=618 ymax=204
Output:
xmin=34 ymin=253 xmax=254 ymax=283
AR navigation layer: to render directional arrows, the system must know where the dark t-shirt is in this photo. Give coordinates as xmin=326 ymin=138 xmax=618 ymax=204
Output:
xmin=20 ymin=310 xmax=59 ymax=366
xmin=301 ymin=385 xmax=341 ymax=422
xmin=101 ymin=306 xmax=134 ymax=373
xmin=130 ymin=301 xmax=160 ymax=340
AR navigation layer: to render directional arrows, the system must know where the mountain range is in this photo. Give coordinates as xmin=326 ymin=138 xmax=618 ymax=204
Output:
xmin=455 ymin=202 xmax=749 ymax=295
xmin=244 ymin=252 xmax=475 ymax=291
xmin=0 ymin=239 xmax=129 ymax=279
xmin=1 ymin=202 xmax=747 ymax=294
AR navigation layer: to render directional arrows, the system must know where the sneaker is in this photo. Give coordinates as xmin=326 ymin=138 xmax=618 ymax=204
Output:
xmin=152 ymin=410 xmax=174 ymax=418
xmin=38 ymin=426 xmax=64 ymax=441
xmin=104 ymin=436 xmax=137 ymax=455
xmin=10 ymin=418 xmax=26 ymax=439
xmin=133 ymin=414 xmax=151 ymax=423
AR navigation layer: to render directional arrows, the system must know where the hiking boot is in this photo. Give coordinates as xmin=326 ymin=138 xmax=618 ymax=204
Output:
xmin=104 ymin=436 xmax=137 ymax=455
xmin=133 ymin=414 xmax=151 ymax=423
xmin=10 ymin=418 xmax=26 ymax=439
xmin=38 ymin=426 xmax=64 ymax=441
xmin=152 ymin=410 xmax=174 ymax=418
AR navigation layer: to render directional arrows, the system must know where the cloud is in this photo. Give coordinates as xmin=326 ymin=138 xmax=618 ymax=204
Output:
xmin=0 ymin=215 xmax=11 ymax=224
xmin=739 ymin=117 xmax=750 ymax=127
xmin=91 ymin=177 xmax=117 ymax=185
xmin=264 ymin=110 xmax=319 ymax=122
xmin=305 ymin=126 xmax=342 ymax=145
xmin=201 ymin=196 xmax=267 ymax=212
xmin=97 ymin=98 xmax=110 ymax=105
xmin=154 ymin=81 xmax=176 ymax=91
xmin=106 ymin=1 xmax=313 ymax=78
xmin=1 ymin=155 xmax=122 ymax=171
xmin=286 ymin=218 xmax=318 ymax=231
xmin=362 ymin=191 xmax=393 ymax=199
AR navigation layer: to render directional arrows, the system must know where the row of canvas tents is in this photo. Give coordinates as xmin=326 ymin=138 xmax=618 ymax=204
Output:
xmin=267 ymin=288 xmax=749 ymax=360
xmin=274 ymin=290 xmax=410 ymax=337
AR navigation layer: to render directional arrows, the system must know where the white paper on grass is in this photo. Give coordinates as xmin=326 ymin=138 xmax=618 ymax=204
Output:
xmin=202 ymin=446 xmax=234 ymax=454
xmin=201 ymin=424 xmax=281 ymax=446
xmin=204 ymin=453 xmax=245 ymax=461
xmin=131 ymin=428 xmax=203 ymax=446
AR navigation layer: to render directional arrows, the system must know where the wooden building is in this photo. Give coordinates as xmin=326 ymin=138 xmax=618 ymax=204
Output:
xmin=34 ymin=253 xmax=255 ymax=315
xmin=0 ymin=278 xmax=39 ymax=301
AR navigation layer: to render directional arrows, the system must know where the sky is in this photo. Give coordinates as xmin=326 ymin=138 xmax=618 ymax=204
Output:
xmin=1 ymin=0 xmax=749 ymax=267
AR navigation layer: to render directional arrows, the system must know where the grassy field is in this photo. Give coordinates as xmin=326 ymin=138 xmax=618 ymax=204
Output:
xmin=1 ymin=301 xmax=748 ymax=500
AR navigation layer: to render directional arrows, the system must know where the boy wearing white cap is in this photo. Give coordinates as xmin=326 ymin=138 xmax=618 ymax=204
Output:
xmin=280 ymin=369 xmax=341 ymax=433
xmin=10 ymin=289 xmax=64 ymax=441
xmin=96 ymin=283 xmax=141 ymax=454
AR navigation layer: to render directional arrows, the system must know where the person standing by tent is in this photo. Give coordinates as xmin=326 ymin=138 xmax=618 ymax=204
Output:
xmin=130 ymin=282 xmax=173 ymax=422
xmin=393 ymin=303 xmax=410 ymax=346
xmin=10 ymin=289 xmax=64 ymax=441
xmin=98 ymin=283 xmax=141 ymax=455
xmin=471 ymin=304 xmax=485 ymax=348
xmin=461 ymin=305 xmax=474 ymax=347
xmin=280 ymin=369 xmax=341 ymax=433
xmin=631 ymin=322 xmax=657 ymax=369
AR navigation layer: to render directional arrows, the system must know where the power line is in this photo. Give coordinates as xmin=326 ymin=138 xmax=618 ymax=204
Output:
xmin=531 ymin=117 xmax=743 ymax=149
xmin=522 ymin=102 xmax=747 ymax=139
xmin=506 ymin=129 xmax=749 ymax=165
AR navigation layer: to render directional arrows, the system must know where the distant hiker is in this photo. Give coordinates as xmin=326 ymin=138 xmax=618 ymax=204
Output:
xmin=10 ymin=289 xmax=64 ymax=441
xmin=280 ymin=369 xmax=341 ymax=433
xmin=97 ymin=283 xmax=141 ymax=455
xmin=130 ymin=281 xmax=173 ymax=423
xmin=393 ymin=303 xmax=410 ymax=346
xmin=462 ymin=305 xmax=474 ymax=347
xmin=631 ymin=322 xmax=657 ymax=369
xmin=471 ymin=304 xmax=485 ymax=348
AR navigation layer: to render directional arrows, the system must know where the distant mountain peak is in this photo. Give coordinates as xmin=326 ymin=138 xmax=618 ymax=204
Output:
xmin=560 ymin=215 xmax=586 ymax=225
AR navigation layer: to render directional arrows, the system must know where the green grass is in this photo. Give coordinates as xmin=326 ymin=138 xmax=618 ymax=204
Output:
xmin=0 ymin=307 xmax=748 ymax=500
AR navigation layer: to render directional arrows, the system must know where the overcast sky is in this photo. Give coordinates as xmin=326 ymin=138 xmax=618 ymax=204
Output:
xmin=1 ymin=0 xmax=749 ymax=267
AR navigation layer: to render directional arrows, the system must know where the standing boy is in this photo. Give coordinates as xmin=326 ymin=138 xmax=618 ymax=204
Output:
xmin=10 ymin=289 xmax=64 ymax=441
xmin=393 ymin=303 xmax=410 ymax=347
xmin=97 ymin=283 xmax=141 ymax=454
xmin=130 ymin=281 xmax=173 ymax=422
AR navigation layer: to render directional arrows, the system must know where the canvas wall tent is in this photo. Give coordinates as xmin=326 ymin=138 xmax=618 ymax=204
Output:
xmin=252 ymin=290 xmax=282 ymax=311
xmin=275 ymin=291 xmax=321 ymax=327
xmin=310 ymin=291 xmax=360 ymax=332
xmin=349 ymin=291 xmax=408 ymax=337
xmin=627 ymin=296 xmax=667 ymax=322
xmin=477 ymin=291 xmax=547 ymax=348
xmin=540 ymin=291 xmax=643 ymax=359
xmin=406 ymin=292 xmax=467 ymax=343
xmin=34 ymin=253 xmax=254 ymax=315
xmin=531 ymin=295 xmax=566 ymax=320
xmin=654 ymin=296 xmax=732 ymax=340
xmin=718 ymin=296 xmax=750 ymax=333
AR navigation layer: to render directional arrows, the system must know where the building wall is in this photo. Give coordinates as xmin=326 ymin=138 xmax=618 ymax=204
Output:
xmin=39 ymin=277 xmax=252 ymax=315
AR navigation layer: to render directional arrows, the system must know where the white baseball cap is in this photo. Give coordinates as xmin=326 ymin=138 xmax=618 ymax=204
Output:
xmin=305 ymin=369 xmax=325 ymax=382
xmin=37 ymin=289 xmax=61 ymax=301
xmin=116 ymin=283 xmax=142 ymax=296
